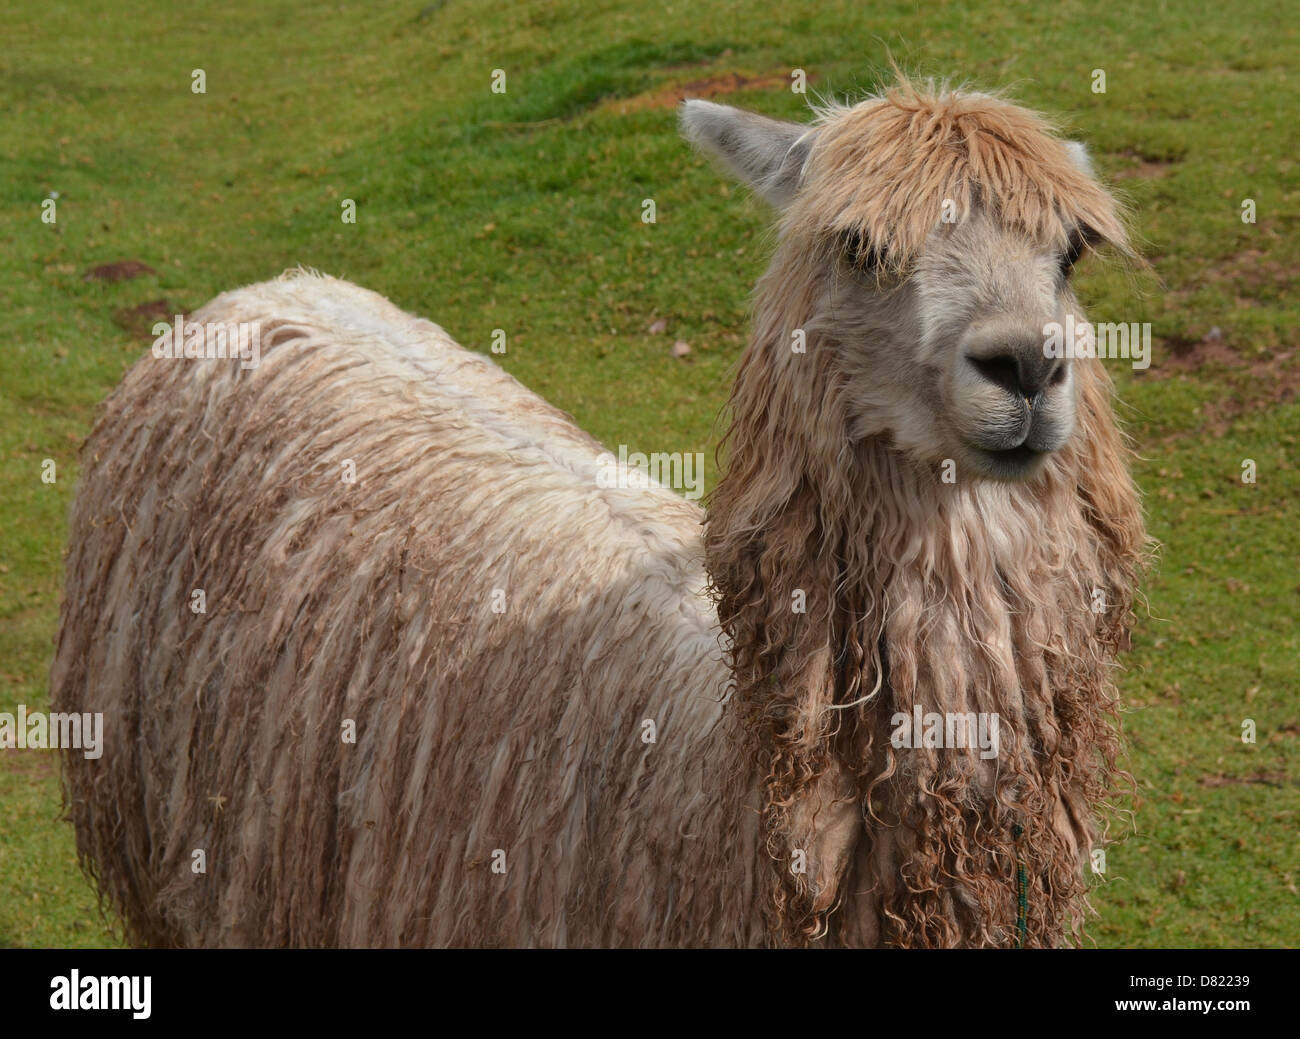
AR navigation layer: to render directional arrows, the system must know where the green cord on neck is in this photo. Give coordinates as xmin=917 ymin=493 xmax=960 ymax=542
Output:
xmin=1012 ymin=823 xmax=1027 ymax=949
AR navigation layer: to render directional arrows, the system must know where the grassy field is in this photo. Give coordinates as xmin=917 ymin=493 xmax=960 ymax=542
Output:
xmin=1 ymin=0 xmax=1296 ymax=947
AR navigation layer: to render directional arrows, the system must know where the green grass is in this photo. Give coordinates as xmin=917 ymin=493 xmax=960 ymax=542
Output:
xmin=1 ymin=0 xmax=1296 ymax=947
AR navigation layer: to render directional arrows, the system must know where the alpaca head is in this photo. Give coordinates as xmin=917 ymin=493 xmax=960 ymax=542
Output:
xmin=681 ymin=78 xmax=1131 ymax=481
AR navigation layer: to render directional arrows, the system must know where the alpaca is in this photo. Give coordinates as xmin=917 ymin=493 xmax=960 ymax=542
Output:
xmin=52 ymin=77 xmax=1145 ymax=948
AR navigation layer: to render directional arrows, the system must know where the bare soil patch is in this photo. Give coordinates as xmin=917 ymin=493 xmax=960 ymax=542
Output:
xmin=112 ymin=298 xmax=176 ymax=339
xmin=83 ymin=259 xmax=155 ymax=282
xmin=604 ymin=70 xmax=807 ymax=114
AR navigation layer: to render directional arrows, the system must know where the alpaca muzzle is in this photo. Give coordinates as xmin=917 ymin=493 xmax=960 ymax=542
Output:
xmin=953 ymin=334 xmax=1076 ymax=478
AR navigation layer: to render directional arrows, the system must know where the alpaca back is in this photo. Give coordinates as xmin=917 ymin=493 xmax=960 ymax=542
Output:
xmin=52 ymin=271 xmax=751 ymax=947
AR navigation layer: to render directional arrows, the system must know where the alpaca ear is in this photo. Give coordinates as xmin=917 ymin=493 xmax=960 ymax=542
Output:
xmin=679 ymin=100 xmax=814 ymax=208
xmin=1063 ymin=140 xmax=1095 ymax=176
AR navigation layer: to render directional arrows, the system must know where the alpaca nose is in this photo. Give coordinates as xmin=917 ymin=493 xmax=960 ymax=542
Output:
xmin=967 ymin=347 xmax=1061 ymax=401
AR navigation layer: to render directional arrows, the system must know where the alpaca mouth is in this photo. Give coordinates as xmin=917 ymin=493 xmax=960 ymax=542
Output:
xmin=973 ymin=442 xmax=1046 ymax=478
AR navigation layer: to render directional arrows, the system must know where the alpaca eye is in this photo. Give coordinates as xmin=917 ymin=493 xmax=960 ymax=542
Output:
xmin=839 ymin=230 xmax=886 ymax=273
xmin=1058 ymin=225 xmax=1100 ymax=279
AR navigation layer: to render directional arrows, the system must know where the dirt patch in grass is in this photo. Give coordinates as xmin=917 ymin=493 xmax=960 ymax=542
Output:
xmin=604 ymin=70 xmax=806 ymax=114
xmin=1159 ymin=224 xmax=1291 ymax=322
xmin=112 ymin=298 xmax=176 ymax=339
xmin=1204 ymin=245 xmax=1292 ymax=297
xmin=1191 ymin=356 xmax=1297 ymax=434
xmin=1110 ymin=149 xmax=1179 ymax=181
xmin=1156 ymin=328 xmax=1299 ymax=433
xmin=83 ymin=260 xmax=155 ymax=282
xmin=1162 ymin=329 xmax=1238 ymax=369
xmin=1145 ymin=226 xmax=1298 ymax=433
